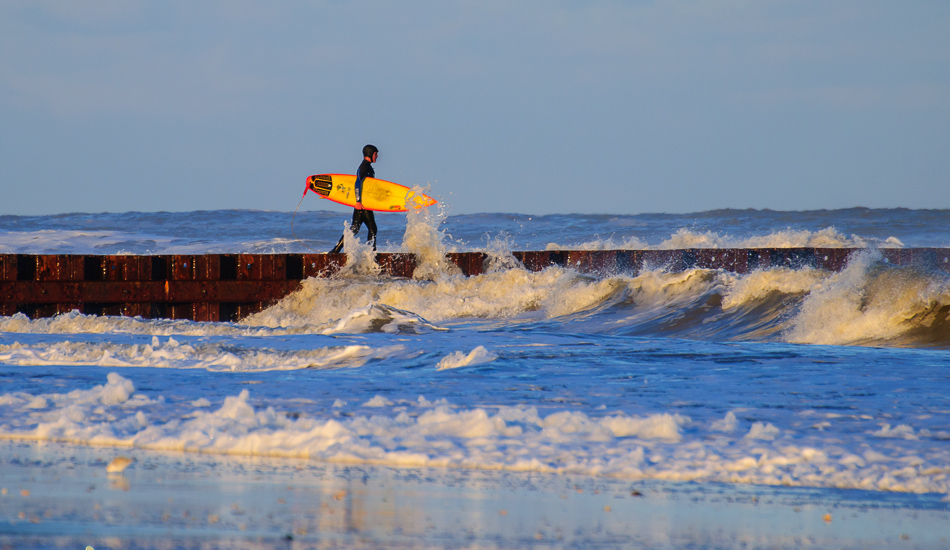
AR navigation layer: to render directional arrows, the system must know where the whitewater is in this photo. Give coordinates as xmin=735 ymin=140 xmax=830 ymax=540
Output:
xmin=1 ymin=207 xmax=950 ymax=547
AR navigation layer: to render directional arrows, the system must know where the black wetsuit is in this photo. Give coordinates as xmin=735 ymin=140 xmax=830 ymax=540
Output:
xmin=330 ymin=158 xmax=377 ymax=253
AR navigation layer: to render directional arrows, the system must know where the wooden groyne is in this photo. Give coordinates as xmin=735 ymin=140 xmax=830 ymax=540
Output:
xmin=1 ymin=249 xmax=948 ymax=322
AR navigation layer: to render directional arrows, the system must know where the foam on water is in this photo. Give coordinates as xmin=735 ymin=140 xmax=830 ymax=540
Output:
xmin=544 ymin=227 xmax=904 ymax=251
xmin=1 ymin=372 xmax=949 ymax=496
xmin=0 ymin=335 xmax=409 ymax=372
xmin=655 ymin=226 xmax=897 ymax=250
xmin=436 ymin=346 xmax=498 ymax=370
xmin=0 ymin=311 xmax=258 ymax=336
xmin=246 ymin=265 xmax=620 ymax=331
xmin=321 ymin=304 xmax=445 ymax=335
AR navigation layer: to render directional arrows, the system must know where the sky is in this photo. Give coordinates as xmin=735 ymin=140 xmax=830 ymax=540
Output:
xmin=1 ymin=0 xmax=948 ymax=216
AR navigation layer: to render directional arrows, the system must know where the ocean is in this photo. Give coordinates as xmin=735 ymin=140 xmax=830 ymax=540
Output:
xmin=1 ymin=207 xmax=949 ymax=548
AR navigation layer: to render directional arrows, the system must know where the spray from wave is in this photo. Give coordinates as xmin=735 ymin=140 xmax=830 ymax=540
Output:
xmin=402 ymin=191 xmax=461 ymax=279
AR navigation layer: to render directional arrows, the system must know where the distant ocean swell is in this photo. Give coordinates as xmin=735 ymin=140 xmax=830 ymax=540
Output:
xmin=2 ymin=207 xmax=949 ymax=255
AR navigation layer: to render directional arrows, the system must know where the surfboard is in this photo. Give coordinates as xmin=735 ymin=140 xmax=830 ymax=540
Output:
xmin=305 ymin=174 xmax=437 ymax=212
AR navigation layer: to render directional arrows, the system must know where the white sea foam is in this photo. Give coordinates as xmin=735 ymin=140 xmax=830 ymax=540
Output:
xmin=711 ymin=411 xmax=739 ymax=433
xmin=745 ymin=422 xmax=781 ymax=440
xmin=546 ymin=235 xmax=649 ymax=251
xmin=244 ymin=267 xmax=588 ymax=329
xmin=320 ymin=304 xmax=445 ymax=335
xmin=0 ymin=311 xmax=264 ymax=336
xmin=2 ymin=373 xmax=948 ymax=496
xmin=0 ymin=303 xmax=443 ymax=339
xmin=436 ymin=346 xmax=497 ymax=370
xmin=544 ymin=226 xmax=903 ymax=251
xmin=0 ymin=338 xmax=408 ymax=372
xmin=660 ymin=227 xmax=869 ymax=249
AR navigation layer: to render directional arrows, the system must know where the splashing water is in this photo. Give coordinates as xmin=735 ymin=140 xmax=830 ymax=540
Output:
xmin=337 ymin=221 xmax=381 ymax=278
xmin=401 ymin=187 xmax=460 ymax=280
xmin=482 ymin=232 xmax=523 ymax=273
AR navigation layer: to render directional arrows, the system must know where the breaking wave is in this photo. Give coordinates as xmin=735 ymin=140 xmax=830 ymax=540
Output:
xmin=2 ymin=205 xmax=948 ymax=349
xmin=243 ymin=247 xmax=950 ymax=349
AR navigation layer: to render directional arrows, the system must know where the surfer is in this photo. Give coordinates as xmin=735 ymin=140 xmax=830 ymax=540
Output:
xmin=330 ymin=144 xmax=379 ymax=253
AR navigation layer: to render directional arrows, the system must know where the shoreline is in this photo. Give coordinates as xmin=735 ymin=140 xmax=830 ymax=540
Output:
xmin=1 ymin=440 xmax=948 ymax=549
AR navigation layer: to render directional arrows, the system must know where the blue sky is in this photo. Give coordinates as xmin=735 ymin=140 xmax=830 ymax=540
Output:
xmin=1 ymin=1 xmax=948 ymax=216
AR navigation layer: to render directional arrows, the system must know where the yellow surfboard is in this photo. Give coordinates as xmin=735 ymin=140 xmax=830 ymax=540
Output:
xmin=305 ymin=174 xmax=437 ymax=212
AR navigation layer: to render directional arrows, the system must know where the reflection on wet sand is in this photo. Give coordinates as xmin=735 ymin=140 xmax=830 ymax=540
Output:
xmin=1 ymin=441 xmax=949 ymax=549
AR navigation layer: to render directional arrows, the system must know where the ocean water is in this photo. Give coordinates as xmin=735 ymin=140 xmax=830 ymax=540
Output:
xmin=1 ymin=207 xmax=950 ymax=545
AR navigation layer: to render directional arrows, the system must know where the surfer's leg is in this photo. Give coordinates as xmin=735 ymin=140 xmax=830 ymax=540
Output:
xmin=365 ymin=210 xmax=377 ymax=250
xmin=349 ymin=208 xmax=364 ymax=235
xmin=329 ymin=233 xmax=345 ymax=254
xmin=329 ymin=209 xmax=362 ymax=254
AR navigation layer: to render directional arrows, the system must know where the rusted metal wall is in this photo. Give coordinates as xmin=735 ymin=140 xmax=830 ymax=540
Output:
xmin=1 ymin=249 xmax=948 ymax=322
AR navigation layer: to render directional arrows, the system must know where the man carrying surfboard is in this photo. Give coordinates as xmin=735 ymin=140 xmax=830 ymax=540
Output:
xmin=329 ymin=144 xmax=379 ymax=253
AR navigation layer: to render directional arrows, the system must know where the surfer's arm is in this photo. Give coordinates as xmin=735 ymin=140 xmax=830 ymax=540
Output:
xmin=353 ymin=158 xmax=374 ymax=209
xmin=354 ymin=178 xmax=364 ymax=208
xmin=354 ymin=164 xmax=369 ymax=208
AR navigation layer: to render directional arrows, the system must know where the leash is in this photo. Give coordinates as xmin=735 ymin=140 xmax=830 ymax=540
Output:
xmin=291 ymin=188 xmax=321 ymax=253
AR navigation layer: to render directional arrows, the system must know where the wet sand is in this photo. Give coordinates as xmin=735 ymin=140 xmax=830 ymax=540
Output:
xmin=1 ymin=440 xmax=948 ymax=549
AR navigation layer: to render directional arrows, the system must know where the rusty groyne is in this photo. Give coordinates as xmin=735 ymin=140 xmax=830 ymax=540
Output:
xmin=1 ymin=249 xmax=948 ymax=322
